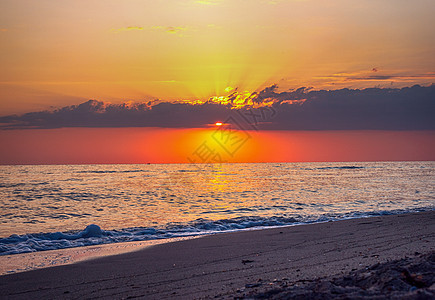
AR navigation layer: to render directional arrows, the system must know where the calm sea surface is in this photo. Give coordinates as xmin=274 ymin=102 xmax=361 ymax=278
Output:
xmin=0 ymin=162 xmax=434 ymax=255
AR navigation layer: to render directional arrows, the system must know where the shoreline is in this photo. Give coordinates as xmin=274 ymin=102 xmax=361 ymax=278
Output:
xmin=0 ymin=236 xmax=200 ymax=276
xmin=2 ymin=206 xmax=433 ymax=256
xmin=1 ymin=208 xmax=432 ymax=276
xmin=0 ymin=211 xmax=434 ymax=299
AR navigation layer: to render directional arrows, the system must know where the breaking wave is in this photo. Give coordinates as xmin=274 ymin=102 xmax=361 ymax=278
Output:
xmin=1 ymin=207 xmax=432 ymax=256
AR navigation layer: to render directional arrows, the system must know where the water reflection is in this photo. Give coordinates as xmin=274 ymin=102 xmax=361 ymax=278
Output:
xmin=0 ymin=162 xmax=434 ymax=237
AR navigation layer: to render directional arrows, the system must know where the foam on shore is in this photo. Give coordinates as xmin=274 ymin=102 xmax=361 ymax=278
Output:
xmin=0 ymin=236 xmax=198 ymax=275
xmin=0 ymin=211 xmax=433 ymax=299
xmin=1 ymin=207 xmax=433 ymax=256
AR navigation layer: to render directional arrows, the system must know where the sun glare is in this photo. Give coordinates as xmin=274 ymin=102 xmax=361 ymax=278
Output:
xmin=215 ymin=122 xmax=223 ymax=126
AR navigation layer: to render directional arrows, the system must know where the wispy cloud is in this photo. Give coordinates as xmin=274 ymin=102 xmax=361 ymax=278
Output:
xmin=315 ymin=70 xmax=435 ymax=84
xmin=111 ymin=25 xmax=189 ymax=36
xmin=206 ymin=24 xmax=223 ymax=29
xmin=1 ymin=85 xmax=434 ymax=131
xmin=111 ymin=26 xmax=144 ymax=33
xmin=195 ymin=0 xmax=221 ymax=5
xmin=151 ymin=26 xmax=188 ymax=36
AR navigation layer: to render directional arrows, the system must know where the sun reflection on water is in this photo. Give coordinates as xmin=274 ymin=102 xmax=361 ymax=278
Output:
xmin=0 ymin=162 xmax=434 ymax=237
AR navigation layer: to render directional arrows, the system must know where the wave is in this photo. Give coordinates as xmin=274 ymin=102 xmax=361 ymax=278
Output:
xmin=77 ymin=170 xmax=115 ymax=174
xmin=317 ymin=166 xmax=366 ymax=170
xmin=0 ymin=183 xmax=26 ymax=188
xmin=302 ymin=166 xmax=366 ymax=170
xmin=0 ymin=207 xmax=433 ymax=256
xmin=76 ymin=170 xmax=147 ymax=174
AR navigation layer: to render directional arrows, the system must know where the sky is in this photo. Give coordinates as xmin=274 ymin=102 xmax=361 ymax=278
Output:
xmin=0 ymin=0 xmax=434 ymax=164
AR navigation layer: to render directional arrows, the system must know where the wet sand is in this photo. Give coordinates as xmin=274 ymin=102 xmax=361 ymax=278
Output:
xmin=0 ymin=237 xmax=199 ymax=276
xmin=0 ymin=211 xmax=434 ymax=299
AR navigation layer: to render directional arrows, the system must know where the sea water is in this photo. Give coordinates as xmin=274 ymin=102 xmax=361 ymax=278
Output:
xmin=0 ymin=162 xmax=434 ymax=255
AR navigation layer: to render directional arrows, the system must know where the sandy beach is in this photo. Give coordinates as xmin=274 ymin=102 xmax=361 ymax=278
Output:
xmin=0 ymin=211 xmax=434 ymax=299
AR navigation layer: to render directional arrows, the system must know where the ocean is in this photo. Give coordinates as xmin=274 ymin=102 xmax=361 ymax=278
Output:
xmin=0 ymin=162 xmax=434 ymax=255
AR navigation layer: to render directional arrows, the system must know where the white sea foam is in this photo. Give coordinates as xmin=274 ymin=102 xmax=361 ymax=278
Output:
xmin=0 ymin=162 xmax=434 ymax=255
xmin=0 ymin=208 xmax=433 ymax=255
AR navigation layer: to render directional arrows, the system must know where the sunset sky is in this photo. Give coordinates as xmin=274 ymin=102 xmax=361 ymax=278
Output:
xmin=0 ymin=0 xmax=434 ymax=164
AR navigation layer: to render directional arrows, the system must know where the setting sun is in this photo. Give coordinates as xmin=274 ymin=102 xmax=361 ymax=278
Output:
xmin=215 ymin=122 xmax=223 ymax=126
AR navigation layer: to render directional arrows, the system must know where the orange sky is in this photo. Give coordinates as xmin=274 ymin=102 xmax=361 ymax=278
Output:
xmin=1 ymin=0 xmax=434 ymax=114
xmin=0 ymin=128 xmax=434 ymax=165
xmin=0 ymin=1 xmax=434 ymax=164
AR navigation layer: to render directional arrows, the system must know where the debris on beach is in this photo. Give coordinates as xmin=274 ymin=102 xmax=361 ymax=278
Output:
xmin=237 ymin=251 xmax=435 ymax=299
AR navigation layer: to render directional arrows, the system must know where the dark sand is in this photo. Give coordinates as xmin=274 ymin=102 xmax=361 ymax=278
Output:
xmin=247 ymin=251 xmax=435 ymax=299
xmin=0 ymin=211 xmax=434 ymax=299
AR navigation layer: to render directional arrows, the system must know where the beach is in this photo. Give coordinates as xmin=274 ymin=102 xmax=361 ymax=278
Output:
xmin=0 ymin=211 xmax=434 ymax=299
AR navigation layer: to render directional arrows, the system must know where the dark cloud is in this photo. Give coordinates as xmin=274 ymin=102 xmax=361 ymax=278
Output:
xmin=0 ymin=100 xmax=230 ymax=129
xmin=319 ymin=72 xmax=435 ymax=83
xmin=0 ymin=85 xmax=434 ymax=130
xmin=263 ymin=84 xmax=435 ymax=130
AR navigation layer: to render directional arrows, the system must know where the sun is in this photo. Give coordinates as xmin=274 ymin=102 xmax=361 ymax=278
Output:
xmin=215 ymin=122 xmax=223 ymax=126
